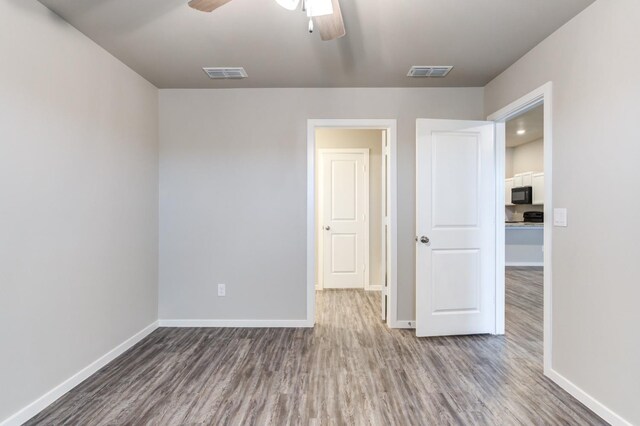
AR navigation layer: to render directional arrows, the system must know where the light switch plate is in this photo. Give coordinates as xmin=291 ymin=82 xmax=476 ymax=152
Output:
xmin=217 ymin=283 xmax=226 ymax=297
xmin=553 ymin=208 xmax=567 ymax=227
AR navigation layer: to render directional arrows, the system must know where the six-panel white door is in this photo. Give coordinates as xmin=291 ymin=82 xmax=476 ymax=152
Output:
xmin=416 ymin=119 xmax=496 ymax=337
xmin=320 ymin=150 xmax=369 ymax=289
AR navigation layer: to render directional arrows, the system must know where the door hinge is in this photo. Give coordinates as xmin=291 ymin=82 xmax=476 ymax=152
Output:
xmin=362 ymin=264 xmax=366 ymax=272
xmin=363 ymin=164 xmax=367 ymax=172
xmin=385 ymin=146 xmax=390 ymax=156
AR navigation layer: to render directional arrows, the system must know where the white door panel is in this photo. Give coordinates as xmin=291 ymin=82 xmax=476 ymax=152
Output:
xmin=431 ymin=250 xmax=480 ymax=313
xmin=321 ymin=150 xmax=369 ymax=289
xmin=416 ymin=120 xmax=495 ymax=337
xmin=331 ymin=234 xmax=357 ymax=272
xmin=432 ymin=133 xmax=480 ymax=227
xmin=331 ymin=161 xmax=357 ymax=219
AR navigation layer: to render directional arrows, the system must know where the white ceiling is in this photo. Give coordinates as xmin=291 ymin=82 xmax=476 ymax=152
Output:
xmin=38 ymin=0 xmax=594 ymax=88
xmin=506 ymin=104 xmax=544 ymax=147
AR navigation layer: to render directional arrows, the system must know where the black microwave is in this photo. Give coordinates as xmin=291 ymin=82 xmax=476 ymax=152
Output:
xmin=512 ymin=186 xmax=532 ymax=204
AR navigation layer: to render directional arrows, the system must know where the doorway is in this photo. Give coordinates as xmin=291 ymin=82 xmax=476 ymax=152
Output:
xmin=488 ymin=82 xmax=553 ymax=374
xmin=503 ymin=104 xmax=545 ymax=366
xmin=307 ymin=119 xmax=398 ymax=326
xmin=503 ymin=104 xmax=545 ymax=266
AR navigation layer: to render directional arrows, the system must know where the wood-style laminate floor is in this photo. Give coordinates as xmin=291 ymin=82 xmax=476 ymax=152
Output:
xmin=26 ymin=268 xmax=606 ymax=425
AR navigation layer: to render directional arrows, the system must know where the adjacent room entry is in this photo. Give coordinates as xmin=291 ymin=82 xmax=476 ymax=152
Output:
xmin=315 ymin=127 xmax=386 ymax=293
xmin=319 ymin=149 xmax=369 ymax=289
xmin=308 ymin=119 xmax=398 ymax=327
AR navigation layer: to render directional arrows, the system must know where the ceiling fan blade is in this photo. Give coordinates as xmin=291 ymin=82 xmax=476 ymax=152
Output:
xmin=314 ymin=0 xmax=345 ymax=41
xmin=188 ymin=0 xmax=234 ymax=12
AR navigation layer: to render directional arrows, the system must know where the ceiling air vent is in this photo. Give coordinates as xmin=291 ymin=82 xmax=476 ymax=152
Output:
xmin=407 ymin=66 xmax=453 ymax=78
xmin=203 ymin=67 xmax=248 ymax=79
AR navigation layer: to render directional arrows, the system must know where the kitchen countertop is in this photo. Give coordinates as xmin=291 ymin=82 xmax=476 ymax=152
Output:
xmin=506 ymin=222 xmax=544 ymax=229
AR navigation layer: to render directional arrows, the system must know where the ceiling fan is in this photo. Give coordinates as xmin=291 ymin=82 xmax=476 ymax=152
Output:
xmin=187 ymin=0 xmax=346 ymax=41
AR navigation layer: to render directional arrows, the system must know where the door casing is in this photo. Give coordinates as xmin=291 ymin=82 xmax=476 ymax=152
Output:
xmin=307 ymin=119 xmax=398 ymax=327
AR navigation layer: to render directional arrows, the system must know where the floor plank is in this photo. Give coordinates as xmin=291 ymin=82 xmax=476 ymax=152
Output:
xmin=26 ymin=267 xmax=606 ymax=425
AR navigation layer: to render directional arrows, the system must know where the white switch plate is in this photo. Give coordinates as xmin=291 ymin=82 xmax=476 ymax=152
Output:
xmin=553 ymin=208 xmax=568 ymax=227
xmin=217 ymin=283 xmax=226 ymax=297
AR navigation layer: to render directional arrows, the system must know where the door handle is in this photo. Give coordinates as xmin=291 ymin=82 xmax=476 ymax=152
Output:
xmin=417 ymin=236 xmax=429 ymax=244
xmin=324 ymin=226 xmax=331 ymax=231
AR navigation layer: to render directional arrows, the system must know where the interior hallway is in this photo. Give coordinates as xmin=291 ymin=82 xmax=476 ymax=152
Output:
xmin=26 ymin=268 xmax=605 ymax=425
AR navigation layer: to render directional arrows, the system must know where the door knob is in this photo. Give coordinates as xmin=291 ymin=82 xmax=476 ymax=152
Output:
xmin=419 ymin=236 xmax=429 ymax=244
xmin=324 ymin=226 xmax=331 ymax=231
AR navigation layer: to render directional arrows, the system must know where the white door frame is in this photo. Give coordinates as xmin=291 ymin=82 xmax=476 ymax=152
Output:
xmin=487 ymin=82 xmax=553 ymax=374
xmin=317 ymin=148 xmax=370 ymax=290
xmin=307 ymin=119 xmax=398 ymax=327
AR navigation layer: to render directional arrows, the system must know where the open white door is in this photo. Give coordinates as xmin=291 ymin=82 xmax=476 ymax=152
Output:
xmin=320 ymin=149 xmax=369 ymax=289
xmin=416 ymin=119 xmax=496 ymax=337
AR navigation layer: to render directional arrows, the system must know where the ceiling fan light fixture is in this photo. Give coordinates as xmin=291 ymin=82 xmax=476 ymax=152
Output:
xmin=275 ymin=0 xmax=300 ymax=11
xmin=306 ymin=0 xmax=333 ymax=17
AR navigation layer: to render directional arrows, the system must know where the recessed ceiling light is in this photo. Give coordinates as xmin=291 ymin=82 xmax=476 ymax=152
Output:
xmin=517 ymin=129 xmax=526 ymax=135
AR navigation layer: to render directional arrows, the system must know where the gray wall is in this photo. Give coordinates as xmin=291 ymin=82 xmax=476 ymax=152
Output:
xmin=485 ymin=0 xmax=640 ymax=423
xmin=158 ymin=88 xmax=484 ymax=321
xmin=0 ymin=1 xmax=159 ymax=421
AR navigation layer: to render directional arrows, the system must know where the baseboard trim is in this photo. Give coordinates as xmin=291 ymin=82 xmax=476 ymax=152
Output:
xmin=0 ymin=321 xmax=159 ymax=426
xmin=158 ymin=319 xmax=313 ymax=328
xmin=546 ymin=368 xmax=631 ymax=426
xmin=506 ymin=262 xmax=544 ymax=267
xmin=367 ymin=285 xmax=382 ymax=291
xmin=389 ymin=320 xmax=416 ymax=329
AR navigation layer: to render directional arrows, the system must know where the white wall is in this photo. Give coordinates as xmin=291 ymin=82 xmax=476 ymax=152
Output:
xmin=0 ymin=1 xmax=159 ymax=422
xmin=506 ymin=139 xmax=543 ymax=179
xmin=159 ymin=88 xmax=484 ymax=322
xmin=511 ymin=138 xmax=543 ymax=175
xmin=315 ymin=129 xmax=384 ymax=290
xmin=485 ymin=0 xmax=640 ymax=423
xmin=505 ymin=147 xmax=514 ymax=178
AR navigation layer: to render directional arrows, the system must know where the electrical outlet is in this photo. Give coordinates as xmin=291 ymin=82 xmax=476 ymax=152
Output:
xmin=217 ymin=283 xmax=226 ymax=297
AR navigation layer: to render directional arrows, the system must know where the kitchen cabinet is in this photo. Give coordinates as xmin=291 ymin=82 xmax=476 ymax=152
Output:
xmin=505 ymin=178 xmax=514 ymax=206
xmin=532 ymin=172 xmax=544 ymax=205
xmin=507 ymin=171 xmax=543 ymax=206
xmin=513 ymin=172 xmax=533 ymax=188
